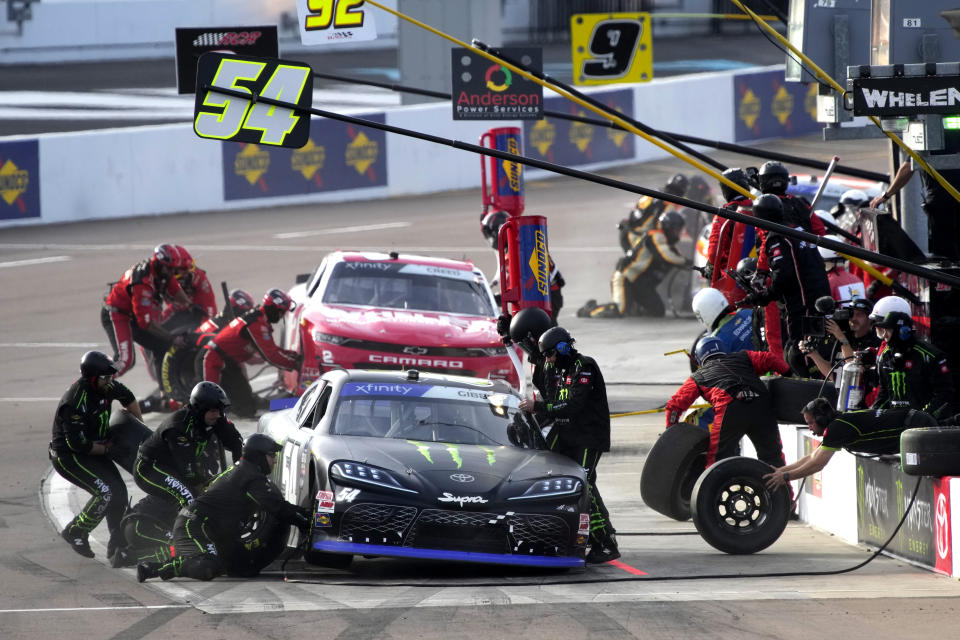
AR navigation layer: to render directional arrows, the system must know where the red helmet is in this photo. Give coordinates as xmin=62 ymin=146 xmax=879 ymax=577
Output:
xmin=262 ymin=288 xmax=295 ymax=313
xmin=174 ymin=245 xmax=195 ymax=271
xmin=152 ymin=243 xmax=178 ymax=269
xmin=229 ymin=288 xmax=256 ymax=314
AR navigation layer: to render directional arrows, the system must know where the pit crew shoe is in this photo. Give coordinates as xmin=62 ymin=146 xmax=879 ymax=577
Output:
xmin=61 ymin=527 xmax=95 ymax=558
xmin=110 ymin=547 xmax=135 ymax=568
xmin=137 ymin=562 xmax=160 ymax=583
xmin=586 ymin=534 xmax=620 ymax=564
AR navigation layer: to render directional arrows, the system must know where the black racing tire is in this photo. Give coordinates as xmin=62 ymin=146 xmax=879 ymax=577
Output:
xmin=691 ymin=456 xmax=790 ymax=555
xmin=640 ymin=422 xmax=709 ymax=521
xmin=901 ymin=425 xmax=960 ymax=477
xmin=226 ymin=510 xmax=290 ymax=578
xmin=160 ymin=345 xmax=200 ymax=403
xmin=107 ymin=411 xmax=153 ymax=474
xmin=761 ymin=376 xmax=837 ymax=424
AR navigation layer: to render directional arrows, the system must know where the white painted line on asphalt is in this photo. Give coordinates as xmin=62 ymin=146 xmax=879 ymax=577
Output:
xmin=0 ymin=256 xmax=70 ymax=268
xmin=0 ymin=605 xmax=192 ymax=614
xmin=0 ymin=342 xmax=100 ymax=347
xmin=0 ymin=398 xmax=60 ymax=402
xmin=274 ymin=221 xmax=412 ymax=239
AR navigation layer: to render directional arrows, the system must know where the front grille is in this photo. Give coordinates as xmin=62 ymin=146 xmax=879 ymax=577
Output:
xmin=338 ymin=503 xmax=418 ymax=546
xmin=332 ymin=339 xmax=505 ymax=358
xmin=405 ymin=509 xmax=572 ymax=556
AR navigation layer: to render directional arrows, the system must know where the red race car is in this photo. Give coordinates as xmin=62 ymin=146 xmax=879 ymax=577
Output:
xmin=280 ymin=251 xmax=520 ymax=394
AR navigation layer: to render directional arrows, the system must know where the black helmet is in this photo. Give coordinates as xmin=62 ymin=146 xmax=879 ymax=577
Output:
xmin=736 ymin=257 xmax=757 ymax=280
xmin=658 ymin=210 xmax=685 ymax=243
xmin=758 ymin=161 xmax=790 ymax=195
xmin=719 ymin=167 xmax=751 ymax=203
xmin=663 ymin=174 xmax=689 ymax=198
xmin=242 ymin=433 xmax=282 ymax=474
xmin=538 ymin=326 xmax=574 ymax=358
xmin=753 ymin=194 xmax=784 ymax=224
xmin=80 ymin=350 xmax=117 ymax=378
xmin=687 ymin=175 xmax=710 ymax=201
xmin=509 ymin=307 xmax=553 ymax=357
xmin=189 ymin=381 xmax=230 ymax=414
xmin=481 ymin=210 xmax=509 ymax=250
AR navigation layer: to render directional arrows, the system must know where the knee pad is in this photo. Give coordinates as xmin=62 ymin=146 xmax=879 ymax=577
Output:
xmin=184 ymin=555 xmax=220 ymax=581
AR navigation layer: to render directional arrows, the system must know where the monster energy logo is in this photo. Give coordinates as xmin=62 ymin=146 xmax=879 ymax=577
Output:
xmin=558 ymin=388 xmax=569 ymax=401
xmin=98 ymin=411 xmax=109 ymax=438
xmin=889 ymin=370 xmax=907 ymax=399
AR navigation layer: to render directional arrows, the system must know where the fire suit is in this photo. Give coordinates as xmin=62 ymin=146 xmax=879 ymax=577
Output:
xmin=825 ymin=265 xmax=866 ymax=305
xmin=134 ymin=406 xmax=243 ymax=509
xmin=49 ymin=377 xmax=136 ymax=548
xmin=153 ymin=459 xmax=310 ymax=581
xmin=666 ymin=350 xmax=791 ymax=467
xmin=819 ymin=407 xmax=937 ymax=455
xmin=163 ymin=267 xmax=218 ymax=321
xmin=872 ymin=338 xmax=955 ymax=420
xmin=102 ymin=260 xmax=186 ymax=379
xmin=201 ymin=309 xmax=299 ymax=383
xmin=706 ymin=196 xmax=755 ymax=305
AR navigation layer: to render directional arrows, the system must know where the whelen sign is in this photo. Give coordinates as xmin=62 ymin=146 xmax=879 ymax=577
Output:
xmin=851 ymin=76 xmax=960 ymax=117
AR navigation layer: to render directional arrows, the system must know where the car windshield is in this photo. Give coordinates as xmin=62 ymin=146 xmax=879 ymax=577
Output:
xmin=329 ymin=382 xmax=541 ymax=447
xmin=322 ymin=261 xmax=494 ymax=316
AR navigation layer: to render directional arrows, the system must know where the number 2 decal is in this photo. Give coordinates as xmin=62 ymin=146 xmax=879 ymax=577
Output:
xmin=193 ymin=53 xmax=313 ymax=149
xmin=304 ymin=0 xmax=365 ymax=31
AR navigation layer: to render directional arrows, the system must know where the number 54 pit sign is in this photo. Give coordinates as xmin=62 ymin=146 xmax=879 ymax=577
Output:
xmin=570 ymin=13 xmax=652 ymax=86
xmin=296 ymin=0 xmax=378 ymax=45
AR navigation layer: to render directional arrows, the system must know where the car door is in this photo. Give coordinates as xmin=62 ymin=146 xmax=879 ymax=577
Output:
xmin=280 ymin=380 xmax=332 ymax=506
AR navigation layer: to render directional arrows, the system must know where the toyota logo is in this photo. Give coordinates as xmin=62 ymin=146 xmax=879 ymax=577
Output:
xmin=403 ymin=346 xmax=429 ymax=355
xmin=450 ymin=473 xmax=475 ymax=483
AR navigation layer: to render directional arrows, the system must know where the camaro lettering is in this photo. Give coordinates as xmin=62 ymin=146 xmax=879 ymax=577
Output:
xmin=368 ymin=355 xmax=464 ymax=369
xmin=437 ymin=492 xmax=488 ymax=507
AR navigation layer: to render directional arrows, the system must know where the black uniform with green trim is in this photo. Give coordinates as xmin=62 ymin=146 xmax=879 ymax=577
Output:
xmin=820 ymin=407 xmax=937 ymax=455
xmin=49 ymin=377 xmax=136 ymax=541
xmin=872 ymin=338 xmax=955 ymax=421
xmin=134 ymin=406 xmax=243 ymax=509
xmin=531 ymin=350 xmax=615 ymax=551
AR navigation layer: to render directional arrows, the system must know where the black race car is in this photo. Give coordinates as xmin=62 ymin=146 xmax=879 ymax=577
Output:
xmin=258 ymin=368 xmax=589 ymax=569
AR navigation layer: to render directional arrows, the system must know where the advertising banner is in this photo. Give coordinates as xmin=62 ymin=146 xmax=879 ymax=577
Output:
xmin=0 ymin=139 xmax=40 ymax=222
xmin=452 ymin=47 xmax=543 ymax=121
xmin=733 ymin=70 xmax=820 ymax=142
xmin=857 ymin=456 xmax=937 ymax=569
xmin=523 ymin=89 xmax=635 ymax=167
xmin=223 ymin=114 xmax=387 ymax=201
xmin=174 ymin=26 xmax=278 ymax=94
xmin=852 ymin=76 xmax=960 ymax=117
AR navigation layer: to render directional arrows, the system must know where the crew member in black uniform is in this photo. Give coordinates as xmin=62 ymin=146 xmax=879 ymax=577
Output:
xmin=50 ymin=351 xmax=142 ymax=558
xmin=748 ymin=194 xmax=832 ymax=375
xmin=134 ymin=381 xmax=243 ymax=510
xmin=868 ymin=296 xmax=955 ymax=421
xmin=764 ymin=398 xmax=938 ymax=491
xmin=137 ymin=434 xmax=311 ymax=582
xmin=517 ymin=326 xmax=619 ymax=563
xmin=757 ymin=161 xmax=826 ymax=235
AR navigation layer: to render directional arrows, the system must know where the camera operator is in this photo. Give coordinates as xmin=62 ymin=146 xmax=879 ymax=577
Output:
xmin=800 ymin=297 xmax=880 ymax=387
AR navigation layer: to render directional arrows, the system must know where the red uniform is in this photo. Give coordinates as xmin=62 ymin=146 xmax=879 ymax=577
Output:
xmin=706 ymin=197 xmax=755 ymax=305
xmin=826 ymin=266 xmax=866 ymax=304
xmin=201 ymin=309 xmax=299 ymax=383
xmin=102 ymin=260 xmax=184 ymax=377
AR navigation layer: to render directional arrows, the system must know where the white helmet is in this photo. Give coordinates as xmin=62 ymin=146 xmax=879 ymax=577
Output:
xmin=839 ymin=189 xmax=869 ymax=207
xmin=869 ymin=295 xmax=911 ymax=324
xmin=818 ymin=235 xmax=844 ymax=261
xmin=692 ymin=287 xmax=731 ymax=330
xmin=813 ymin=209 xmax=834 ymax=224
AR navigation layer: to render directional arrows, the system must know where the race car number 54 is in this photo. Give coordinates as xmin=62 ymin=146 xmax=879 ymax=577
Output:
xmin=296 ymin=0 xmax=378 ymax=45
xmin=193 ymin=52 xmax=314 ymax=149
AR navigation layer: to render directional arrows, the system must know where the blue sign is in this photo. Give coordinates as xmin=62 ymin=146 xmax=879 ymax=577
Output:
xmin=733 ymin=70 xmax=820 ymax=142
xmin=522 ymin=89 xmax=635 ymax=167
xmin=0 ymin=139 xmax=40 ymax=221
xmin=340 ymin=382 xmax=430 ymax=398
xmin=223 ymin=113 xmax=388 ymax=200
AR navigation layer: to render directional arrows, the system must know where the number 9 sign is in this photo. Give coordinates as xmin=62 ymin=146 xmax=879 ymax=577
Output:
xmin=193 ymin=52 xmax=313 ymax=149
xmin=570 ymin=13 xmax=653 ymax=86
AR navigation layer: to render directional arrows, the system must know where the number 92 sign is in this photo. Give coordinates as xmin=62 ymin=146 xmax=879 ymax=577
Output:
xmin=570 ymin=13 xmax=653 ymax=86
xmin=193 ymin=53 xmax=313 ymax=149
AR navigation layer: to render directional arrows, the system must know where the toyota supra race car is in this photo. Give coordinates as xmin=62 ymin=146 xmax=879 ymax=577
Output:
xmin=279 ymin=251 xmax=519 ymax=395
xmin=258 ymin=368 xmax=591 ymax=569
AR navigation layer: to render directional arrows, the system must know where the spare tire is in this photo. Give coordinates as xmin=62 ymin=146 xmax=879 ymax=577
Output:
xmin=691 ymin=456 xmax=790 ymax=554
xmin=160 ymin=344 xmax=201 ymax=404
xmin=640 ymin=421 xmax=709 ymax=521
xmin=107 ymin=411 xmax=152 ymax=474
xmin=901 ymin=425 xmax=960 ymax=477
xmin=226 ymin=510 xmax=290 ymax=577
xmin=761 ymin=376 xmax=837 ymax=424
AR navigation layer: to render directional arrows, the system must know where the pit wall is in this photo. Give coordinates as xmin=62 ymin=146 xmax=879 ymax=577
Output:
xmin=744 ymin=425 xmax=960 ymax=577
xmin=0 ymin=64 xmax=823 ymax=228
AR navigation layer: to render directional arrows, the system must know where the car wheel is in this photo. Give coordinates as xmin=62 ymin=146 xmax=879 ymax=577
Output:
xmin=690 ymin=457 xmax=789 ymax=555
xmin=901 ymin=424 xmax=960 ymax=477
xmin=160 ymin=345 xmax=200 ymax=403
xmin=640 ymin=422 xmax=709 ymax=521
xmin=226 ymin=510 xmax=290 ymax=577
xmin=760 ymin=377 xmax=837 ymax=424
xmin=107 ymin=411 xmax=153 ymax=474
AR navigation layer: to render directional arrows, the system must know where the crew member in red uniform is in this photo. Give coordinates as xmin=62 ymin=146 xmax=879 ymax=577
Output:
xmin=665 ymin=336 xmax=792 ymax=469
xmin=199 ymin=289 xmax=300 ymax=414
xmin=704 ymin=167 xmax=755 ymax=306
xmin=101 ymin=244 xmax=190 ymax=381
xmin=159 ymin=245 xmax=218 ymax=321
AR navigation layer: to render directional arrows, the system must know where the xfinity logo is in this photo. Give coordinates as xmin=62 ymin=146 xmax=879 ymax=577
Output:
xmin=353 ymin=383 xmax=415 ymax=395
xmin=449 ymin=473 xmax=475 ymax=483
xmin=437 ymin=492 xmax=488 ymax=507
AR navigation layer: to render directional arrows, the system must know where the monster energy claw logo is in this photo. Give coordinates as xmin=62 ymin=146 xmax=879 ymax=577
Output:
xmin=889 ymin=371 xmax=907 ymax=399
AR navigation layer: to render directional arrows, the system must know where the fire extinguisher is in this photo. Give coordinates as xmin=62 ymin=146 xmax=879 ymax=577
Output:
xmin=836 ymin=355 xmax=864 ymax=411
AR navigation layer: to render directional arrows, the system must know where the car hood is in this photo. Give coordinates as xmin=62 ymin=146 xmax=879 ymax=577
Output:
xmin=337 ymin=437 xmax=583 ymax=493
xmin=305 ymin=304 xmax=501 ymax=347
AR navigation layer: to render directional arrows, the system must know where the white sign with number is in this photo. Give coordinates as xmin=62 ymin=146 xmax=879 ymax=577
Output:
xmin=296 ymin=0 xmax=378 ymax=45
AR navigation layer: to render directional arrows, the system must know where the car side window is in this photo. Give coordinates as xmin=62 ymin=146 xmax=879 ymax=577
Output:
xmin=306 ymin=258 xmax=328 ymax=298
xmin=296 ymin=381 xmax=327 ymax=429
xmin=311 ymin=385 xmax=333 ymax=430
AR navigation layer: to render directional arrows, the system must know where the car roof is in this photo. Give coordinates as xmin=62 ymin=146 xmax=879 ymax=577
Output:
xmin=333 ymin=250 xmax=477 ymax=272
xmin=324 ymin=368 xmax=516 ymax=394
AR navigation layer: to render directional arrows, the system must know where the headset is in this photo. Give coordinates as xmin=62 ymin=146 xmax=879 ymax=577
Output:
xmin=555 ymin=340 xmax=571 ymax=356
